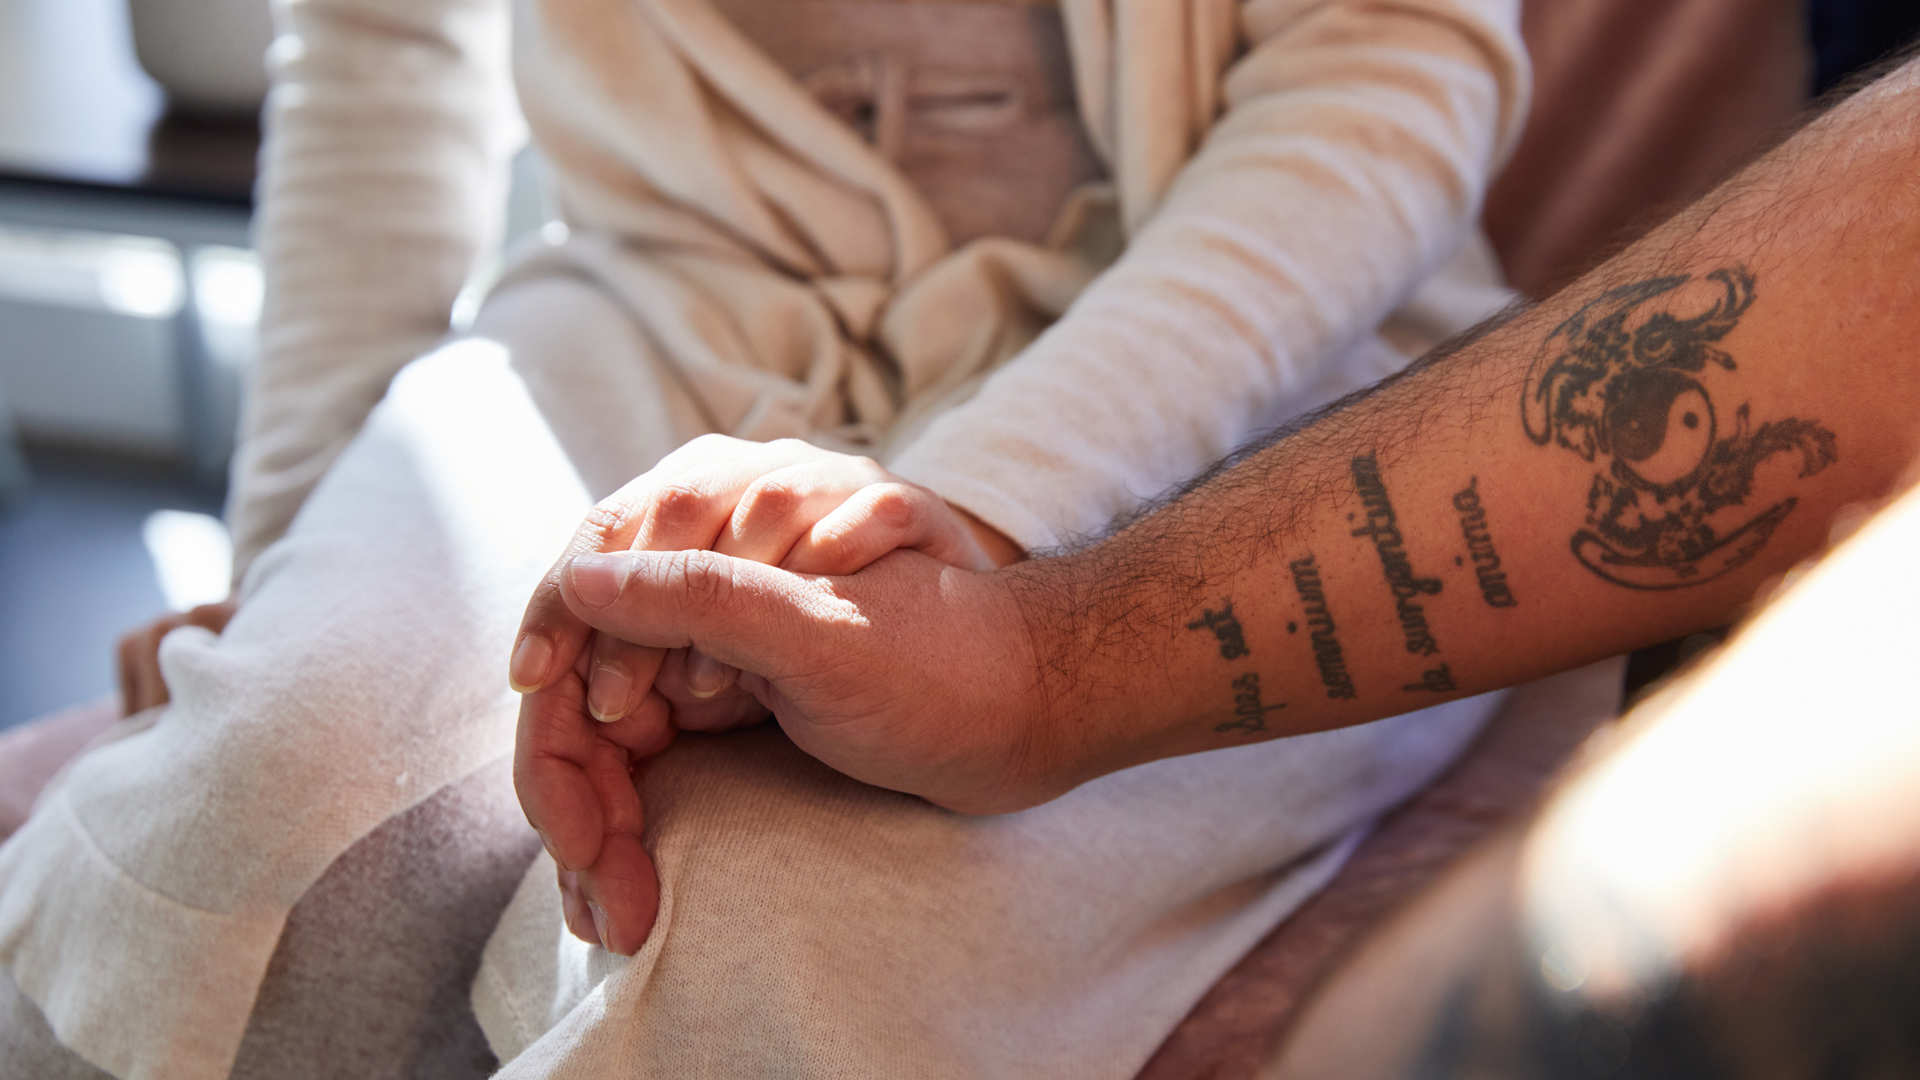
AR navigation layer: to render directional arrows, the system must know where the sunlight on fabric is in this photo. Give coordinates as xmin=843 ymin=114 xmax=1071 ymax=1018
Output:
xmin=142 ymin=509 xmax=234 ymax=610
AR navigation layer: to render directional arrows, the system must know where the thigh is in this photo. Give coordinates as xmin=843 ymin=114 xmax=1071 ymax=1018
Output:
xmin=476 ymin=694 xmax=1506 ymax=1079
xmin=66 ymin=276 xmax=711 ymax=902
xmin=0 ymin=276 xmax=712 ymax=1078
xmin=232 ymin=759 xmax=530 ymax=1080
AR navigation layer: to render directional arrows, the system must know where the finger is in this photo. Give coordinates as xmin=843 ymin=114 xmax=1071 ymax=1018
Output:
xmin=558 ymin=866 xmax=599 ymax=947
xmin=509 ymin=437 xmax=818 ymax=694
xmin=576 ymin=831 xmax=660 ymax=955
xmin=584 ymin=633 xmax=669 ymax=724
xmin=512 ymin=672 xmax=608 ymax=872
xmin=559 ymin=550 xmax=826 ymax=680
xmin=784 ymin=482 xmax=995 ymax=575
xmin=591 ymin=690 xmax=678 ymax=757
xmin=134 ymin=615 xmax=187 ymax=715
xmin=116 ymin=630 xmax=143 ymax=717
xmin=186 ymin=600 xmax=237 ymax=634
xmin=713 ymin=459 xmax=886 ymax=567
xmin=653 ymin=648 xmax=764 ymax=733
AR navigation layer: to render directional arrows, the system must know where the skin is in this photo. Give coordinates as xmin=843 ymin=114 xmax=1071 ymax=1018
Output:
xmin=508 ymin=435 xmax=1023 ymax=952
xmin=1267 ymin=469 xmax=1920 ymax=1077
xmin=523 ymin=54 xmax=1920 ymax=955
xmin=116 ymin=600 xmax=237 ymax=717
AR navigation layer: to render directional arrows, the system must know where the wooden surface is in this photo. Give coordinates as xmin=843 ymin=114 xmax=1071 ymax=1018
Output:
xmin=0 ymin=0 xmax=257 ymax=207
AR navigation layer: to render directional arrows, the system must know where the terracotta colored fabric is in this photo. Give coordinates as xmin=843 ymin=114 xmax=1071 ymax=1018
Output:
xmin=1485 ymin=0 xmax=1810 ymax=297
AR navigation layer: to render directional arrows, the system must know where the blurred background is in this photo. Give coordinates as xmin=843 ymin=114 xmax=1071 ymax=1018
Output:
xmin=0 ymin=0 xmax=1916 ymax=728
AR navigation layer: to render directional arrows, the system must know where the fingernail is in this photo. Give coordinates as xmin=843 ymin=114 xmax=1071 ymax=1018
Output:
xmin=588 ymin=663 xmax=632 ymax=723
xmin=567 ymin=553 xmax=626 ymax=608
xmin=539 ymin=830 xmax=564 ymax=867
xmin=509 ymin=634 xmax=551 ymax=692
xmin=685 ymin=649 xmax=734 ymax=699
xmin=588 ymin=902 xmax=613 ymax=951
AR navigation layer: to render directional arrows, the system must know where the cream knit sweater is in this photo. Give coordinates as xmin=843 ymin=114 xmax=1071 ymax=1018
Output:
xmin=0 ymin=2 xmax=1533 ymax=1077
xmin=231 ymin=0 xmax=1528 ymax=585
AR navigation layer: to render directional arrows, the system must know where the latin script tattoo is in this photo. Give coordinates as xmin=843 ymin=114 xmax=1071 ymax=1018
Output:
xmin=1185 ymin=598 xmax=1284 ymax=734
xmin=1521 ymin=267 xmax=1836 ymax=589
xmin=1186 ymin=601 xmax=1250 ymax=660
xmin=1216 ymin=672 xmax=1285 ymax=735
xmin=1349 ymin=454 xmax=1454 ymax=694
xmin=1286 ymin=554 xmax=1358 ymax=700
xmin=1452 ymin=478 xmax=1517 ymax=608
xmin=1350 ymin=453 xmax=1444 ymax=656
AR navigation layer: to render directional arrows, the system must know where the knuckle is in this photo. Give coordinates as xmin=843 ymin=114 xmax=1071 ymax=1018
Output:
xmin=738 ymin=477 xmax=802 ymax=524
xmin=646 ymin=482 xmax=711 ymax=535
xmin=868 ymin=484 xmax=922 ymax=532
xmin=671 ymin=550 xmax=735 ymax=610
xmin=581 ymin=498 xmax=638 ymax=545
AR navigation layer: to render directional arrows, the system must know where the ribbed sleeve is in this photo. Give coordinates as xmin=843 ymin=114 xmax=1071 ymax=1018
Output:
xmin=227 ymin=0 xmax=522 ymax=590
xmin=888 ymin=0 xmax=1528 ymax=551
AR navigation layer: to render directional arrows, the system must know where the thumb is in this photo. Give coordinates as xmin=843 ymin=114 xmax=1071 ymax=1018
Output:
xmin=559 ymin=549 xmax=823 ymax=677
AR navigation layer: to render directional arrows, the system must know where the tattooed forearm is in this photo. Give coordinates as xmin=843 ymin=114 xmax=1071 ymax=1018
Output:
xmin=1185 ymin=597 xmax=1284 ymax=735
xmin=1286 ymin=554 xmax=1359 ymax=700
xmin=1402 ymin=663 xmax=1456 ymax=694
xmin=1186 ymin=600 xmax=1251 ymax=659
xmin=1452 ymin=478 xmax=1518 ymax=608
xmin=1349 ymin=453 xmax=1444 ymax=656
xmin=1521 ymin=266 xmax=1837 ymax=589
xmin=1215 ymin=672 xmax=1285 ymax=735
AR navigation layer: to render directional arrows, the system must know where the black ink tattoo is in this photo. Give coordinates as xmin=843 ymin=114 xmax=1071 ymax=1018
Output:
xmin=1402 ymin=663 xmax=1456 ymax=694
xmin=1350 ymin=453 xmax=1444 ymax=656
xmin=1522 ymin=267 xmax=1836 ymax=590
xmin=1215 ymin=672 xmax=1285 ymax=735
xmin=1186 ymin=600 xmax=1250 ymax=660
xmin=1452 ymin=478 xmax=1518 ymax=608
xmin=1286 ymin=554 xmax=1358 ymax=700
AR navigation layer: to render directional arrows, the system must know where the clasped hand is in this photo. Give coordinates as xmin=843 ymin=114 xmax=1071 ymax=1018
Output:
xmin=507 ymin=435 xmax=1050 ymax=954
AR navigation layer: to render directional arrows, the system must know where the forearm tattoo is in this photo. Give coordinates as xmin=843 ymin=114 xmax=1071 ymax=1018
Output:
xmin=1452 ymin=478 xmax=1517 ymax=608
xmin=1286 ymin=555 xmax=1358 ymax=700
xmin=1348 ymin=453 xmax=1457 ymax=695
xmin=1185 ymin=597 xmax=1286 ymax=734
xmin=1185 ymin=601 xmax=1250 ymax=660
xmin=1522 ymin=267 xmax=1837 ymax=589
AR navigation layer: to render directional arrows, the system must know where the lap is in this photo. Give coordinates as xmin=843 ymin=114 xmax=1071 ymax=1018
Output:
xmin=476 ymin=697 xmax=1501 ymax=1078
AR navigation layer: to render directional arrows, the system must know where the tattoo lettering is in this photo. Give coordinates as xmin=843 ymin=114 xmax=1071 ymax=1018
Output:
xmin=1452 ymin=478 xmax=1518 ymax=608
xmin=1215 ymin=672 xmax=1286 ymax=735
xmin=1286 ymin=554 xmax=1358 ymax=700
xmin=1401 ymin=663 xmax=1456 ymax=694
xmin=1522 ymin=267 xmax=1836 ymax=589
xmin=1186 ymin=600 xmax=1250 ymax=660
xmin=1349 ymin=453 xmax=1444 ymax=656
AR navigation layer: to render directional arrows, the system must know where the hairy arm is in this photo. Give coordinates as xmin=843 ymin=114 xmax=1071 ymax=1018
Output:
xmin=1017 ymin=56 xmax=1920 ymax=791
xmin=554 ymin=56 xmax=1920 ymax=823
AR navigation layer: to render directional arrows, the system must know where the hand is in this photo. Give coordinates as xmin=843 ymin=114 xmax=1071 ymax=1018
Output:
xmin=509 ymin=435 xmax=1023 ymax=953
xmin=115 ymin=601 xmax=237 ymax=717
xmin=557 ymin=544 xmax=1066 ymax=807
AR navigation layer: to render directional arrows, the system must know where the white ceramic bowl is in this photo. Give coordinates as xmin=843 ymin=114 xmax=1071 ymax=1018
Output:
xmin=127 ymin=0 xmax=274 ymax=114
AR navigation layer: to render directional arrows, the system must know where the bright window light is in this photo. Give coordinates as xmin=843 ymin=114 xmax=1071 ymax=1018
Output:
xmin=142 ymin=509 xmax=234 ymax=610
xmin=191 ymin=246 xmax=263 ymax=327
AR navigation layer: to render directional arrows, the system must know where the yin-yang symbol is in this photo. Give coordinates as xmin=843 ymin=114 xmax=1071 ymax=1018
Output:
xmin=1603 ymin=367 xmax=1715 ymax=489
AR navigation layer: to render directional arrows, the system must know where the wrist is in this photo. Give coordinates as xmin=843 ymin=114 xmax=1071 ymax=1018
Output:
xmin=953 ymin=505 xmax=1025 ymax=568
xmin=993 ymin=553 xmax=1154 ymax=806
